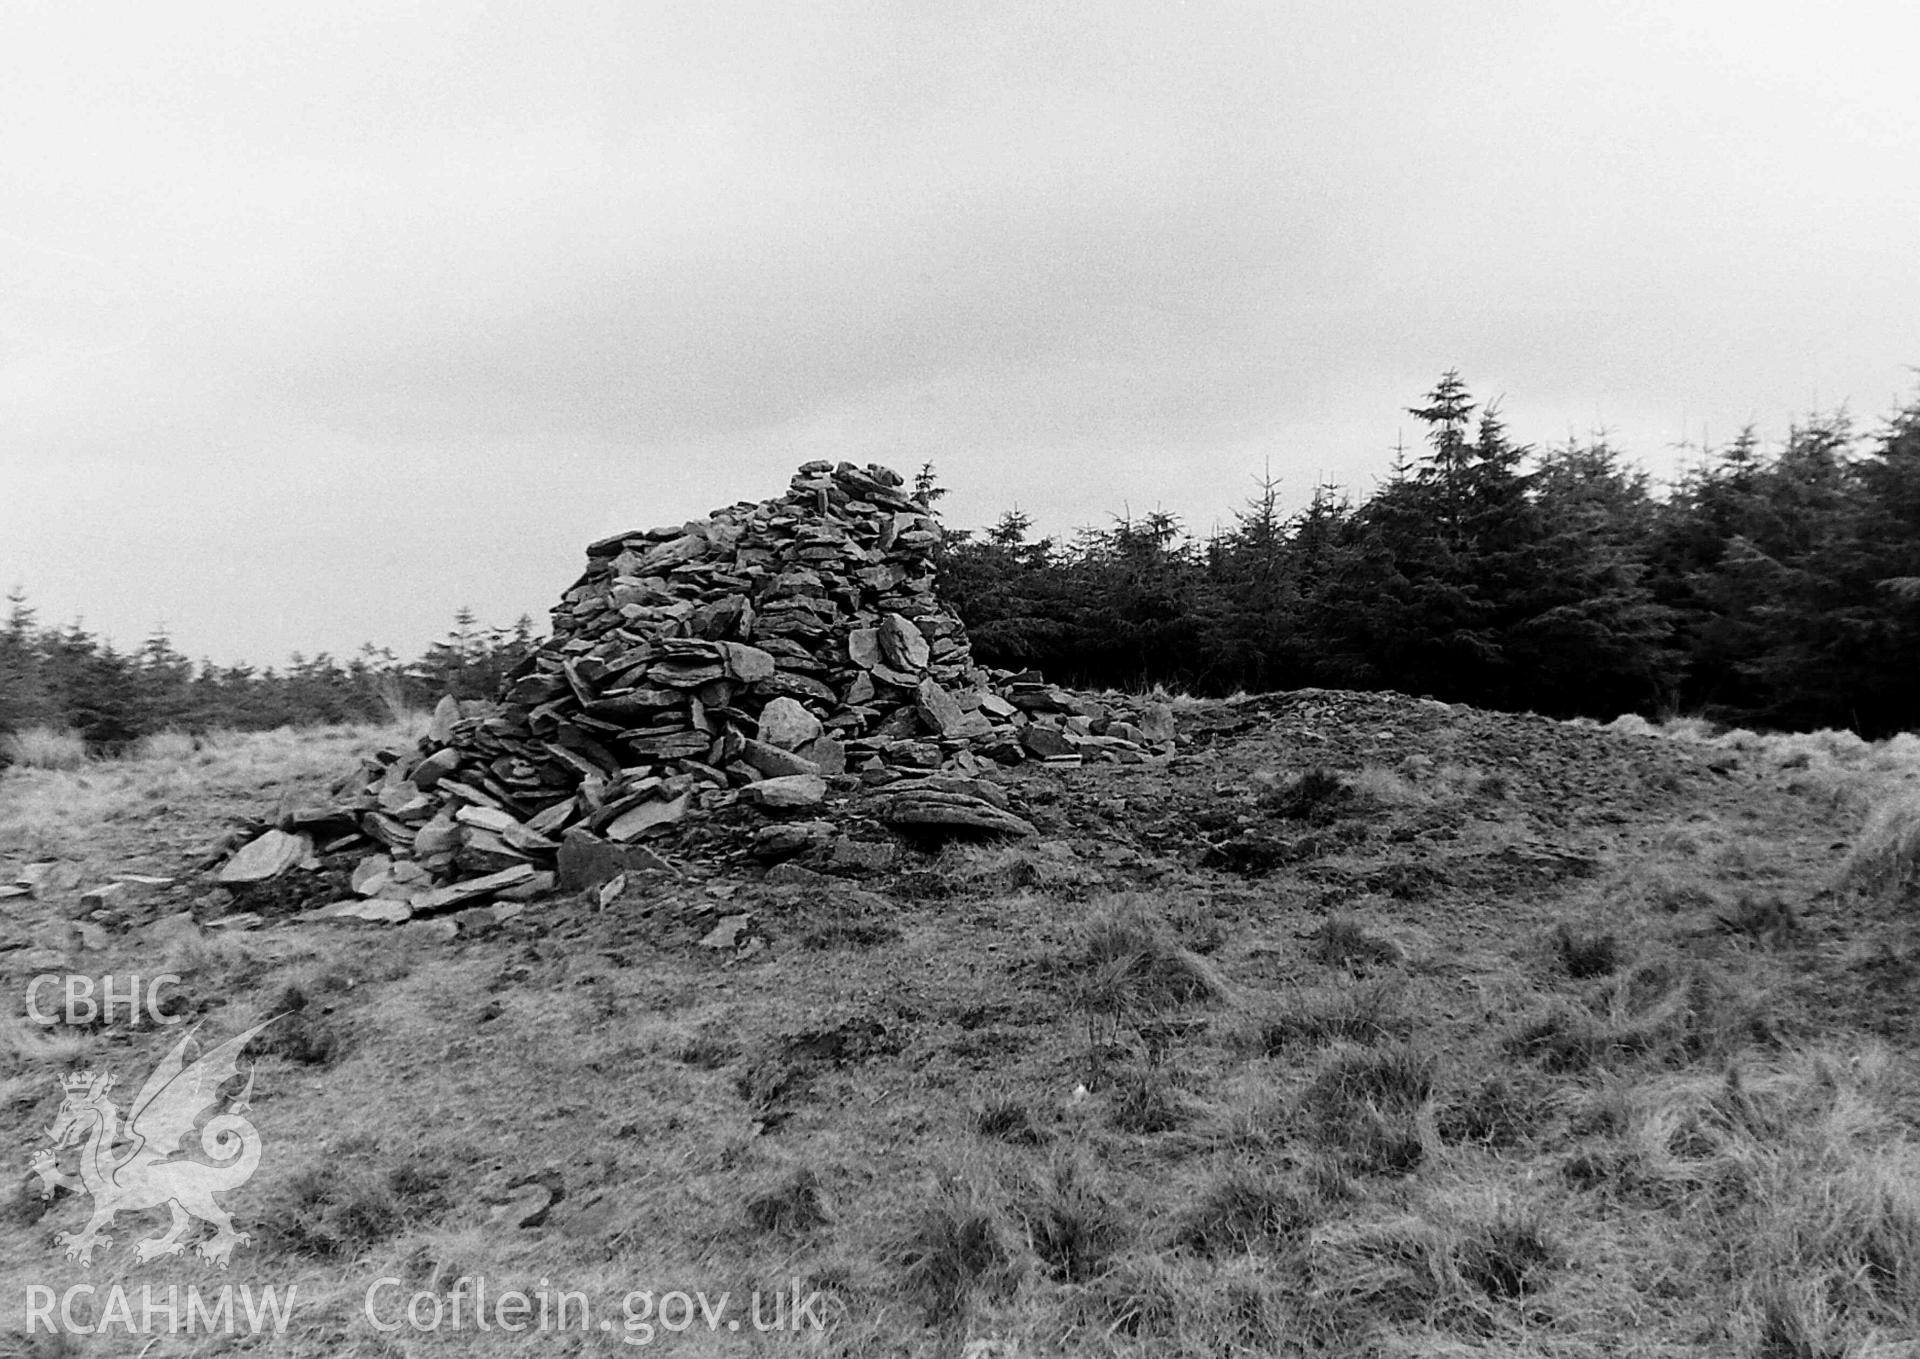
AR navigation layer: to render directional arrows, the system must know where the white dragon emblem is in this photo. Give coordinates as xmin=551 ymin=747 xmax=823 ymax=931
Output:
xmin=30 ymin=1020 xmax=274 ymax=1267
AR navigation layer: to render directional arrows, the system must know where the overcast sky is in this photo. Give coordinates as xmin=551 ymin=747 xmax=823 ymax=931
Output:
xmin=4 ymin=1 xmax=1917 ymax=667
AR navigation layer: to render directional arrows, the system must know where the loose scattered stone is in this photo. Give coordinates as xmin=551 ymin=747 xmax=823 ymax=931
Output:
xmin=1021 ymin=726 xmax=1076 ymax=759
xmin=494 ymin=872 xmax=556 ymax=901
xmin=78 ymin=882 xmax=126 ymax=912
xmin=742 ymin=774 xmax=828 ymax=810
xmin=756 ymin=696 xmax=824 ymax=751
xmin=605 ymin=792 xmax=690 ymax=842
xmin=302 ymin=898 xmax=413 ymax=925
xmin=218 ymin=830 xmax=312 ymax=884
xmin=751 ymin=821 xmax=833 ymax=861
xmin=143 ymin=912 xmax=202 ymax=951
xmin=699 ymin=914 xmax=752 ymax=949
xmin=740 ymin=739 xmax=821 ymax=778
xmin=410 ymin=864 xmax=537 ymax=915
xmin=14 ymin=862 xmax=53 ymax=898
xmin=765 ymin=862 xmax=832 ymax=888
xmin=350 ymin=854 xmax=394 ymax=896
xmin=879 ymin=789 xmax=1037 ymax=838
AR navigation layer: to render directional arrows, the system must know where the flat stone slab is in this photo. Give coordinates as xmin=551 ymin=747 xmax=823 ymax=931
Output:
xmin=218 ymin=829 xmax=312 ymax=884
xmin=878 ymin=789 xmax=1035 ymax=837
xmin=742 ymin=774 xmax=829 ymax=810
xmin=410 ymin=864 xmax=538 ymax=915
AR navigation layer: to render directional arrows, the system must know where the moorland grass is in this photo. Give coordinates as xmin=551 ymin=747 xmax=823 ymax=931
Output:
xmin=6 ymin=708 xmax=1920 ymax=1356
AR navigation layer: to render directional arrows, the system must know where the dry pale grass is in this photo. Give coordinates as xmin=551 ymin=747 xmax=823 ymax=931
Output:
xmin=1347 ymin=764 xmax=1430 ymax=807
xmin=0 ymin=1011 xmax=101 ymax=1073
xmin=1598 ymin=1045 xmax=1920 ymax=1351
xmin=130 ymin=728 xmax=204 ymax=761
xmin=1604 ymin=713 xmax=1660 ymax=739
xmin=1880 ymin=731 xmax=1920 ymax=768
xmin=1304 ymin=1196 xmax=1560 ymax=1342
xmin=1659 ymin=715 xmax=1719 ymax=742
xmin=951 ymin=840 xmax=1095 ymax=895
xmin=0 ymin=721 xmax=413 ymax=868
xmin=1166 ymin=686 xmax=1242 ymax=711
xmin=1609 ymin=715 xmax=1920 ymax=784
xmin=0 ymin=725 xmax=89 ymax=770
xmin=1842 ymin=788 xmax=1920 ymax=899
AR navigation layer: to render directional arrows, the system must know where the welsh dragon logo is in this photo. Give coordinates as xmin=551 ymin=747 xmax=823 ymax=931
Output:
xmin=29 ymin=1020 xmax=274 ymax=1267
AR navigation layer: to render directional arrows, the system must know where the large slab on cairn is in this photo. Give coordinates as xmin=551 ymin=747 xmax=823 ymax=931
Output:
xmin=222 ymin=462 xmax=1178 ymax=917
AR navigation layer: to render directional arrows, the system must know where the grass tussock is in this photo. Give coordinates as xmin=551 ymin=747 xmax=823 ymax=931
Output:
xmin=1175 ymin=1162 xmax=1317 ymax=1257
xmin=1307 ymin=913 xmax=1405 ymax=971
xmin=1302 ymin=1042 xmax=1436 ymax=1176
xmin=952 ymin=840 xmax=1095 ymax=896
xmin=1435 ymin=1070 xmax=1557 ymax=1148
xmin=897 ymin=1173 xmax=1020 ymax=1327
xmin=1508 ymin=957 xmax=1779 ymax=1073
xmin=250 ymin=982 xmax=346 ymax=1066
xmin=0 ymin=1012 xmax=98 ymax=1072
xmin=1455 ymin=1207 xmax=1560 ymax=1300
xmin=1075 ymin=896 xmax=1234 ymax=1011
xmin=669 ymin=1026 xmax=740 ymax=1069
xmin=1260 ymin=765 xmax=1359 ymax=823
xmin=1064 ymin=1251 xmax=1182 ymax=1340
xmin=1305 ymin=1200 xmax=1560 ymax=1339
xmin=1262 ymin=976 xmax=1415 ymax=1051
xmin=744 ymin=1166 xmax=832 ymax=1236
xmin=157 ymin=926 xmax=271 ymax=1000
xmin=1020 ymin=1152 xmax=1128 ymax=1282
xmin=1640 ymin=865 xmax=1721 ymax=914
xmin=971 ymin=1090 xmax=1046 ymax=1145
xmin=1107 ymin=1068 xmax=1196 ymax=1134
xmin=1717 ymin=892 xmax=1803 ymax=946
xmin=1067 ymin=896 xmax=1232 ymax=1086
xmin=266 ymin=1158 xmax=451 ymax=1258
xmin=1552 ymin=920 xmax=1622 ymax=978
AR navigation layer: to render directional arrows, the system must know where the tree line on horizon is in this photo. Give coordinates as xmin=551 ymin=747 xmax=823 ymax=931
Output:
xmin=0 ymin=598 xmax=537 ymax=756
xmin=937 ymin=371 xmax=1920 ymax=738
xmin=4 ymin=369 xmax=1917 ymax=758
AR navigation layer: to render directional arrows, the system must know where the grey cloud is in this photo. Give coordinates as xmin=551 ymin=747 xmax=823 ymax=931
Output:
xmin=4 ymin=0 xmax=1917 ymax=665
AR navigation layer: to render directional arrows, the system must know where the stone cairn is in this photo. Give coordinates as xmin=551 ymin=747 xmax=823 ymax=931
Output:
xmin=216 ymin=461 xmax=1177 ymax=918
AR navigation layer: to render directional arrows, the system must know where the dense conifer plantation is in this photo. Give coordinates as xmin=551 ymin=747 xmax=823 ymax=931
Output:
xmin=5 ymin=372 xmax=1918 ymax=756
xmin=941 ymin=372 xmax=1920 ymax=736
xmin=0 ymin=592 xmax=535 ymax=755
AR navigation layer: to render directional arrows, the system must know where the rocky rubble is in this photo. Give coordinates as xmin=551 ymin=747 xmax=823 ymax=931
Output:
xmin=215 ymin=462 xmax=1178 ymax=918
